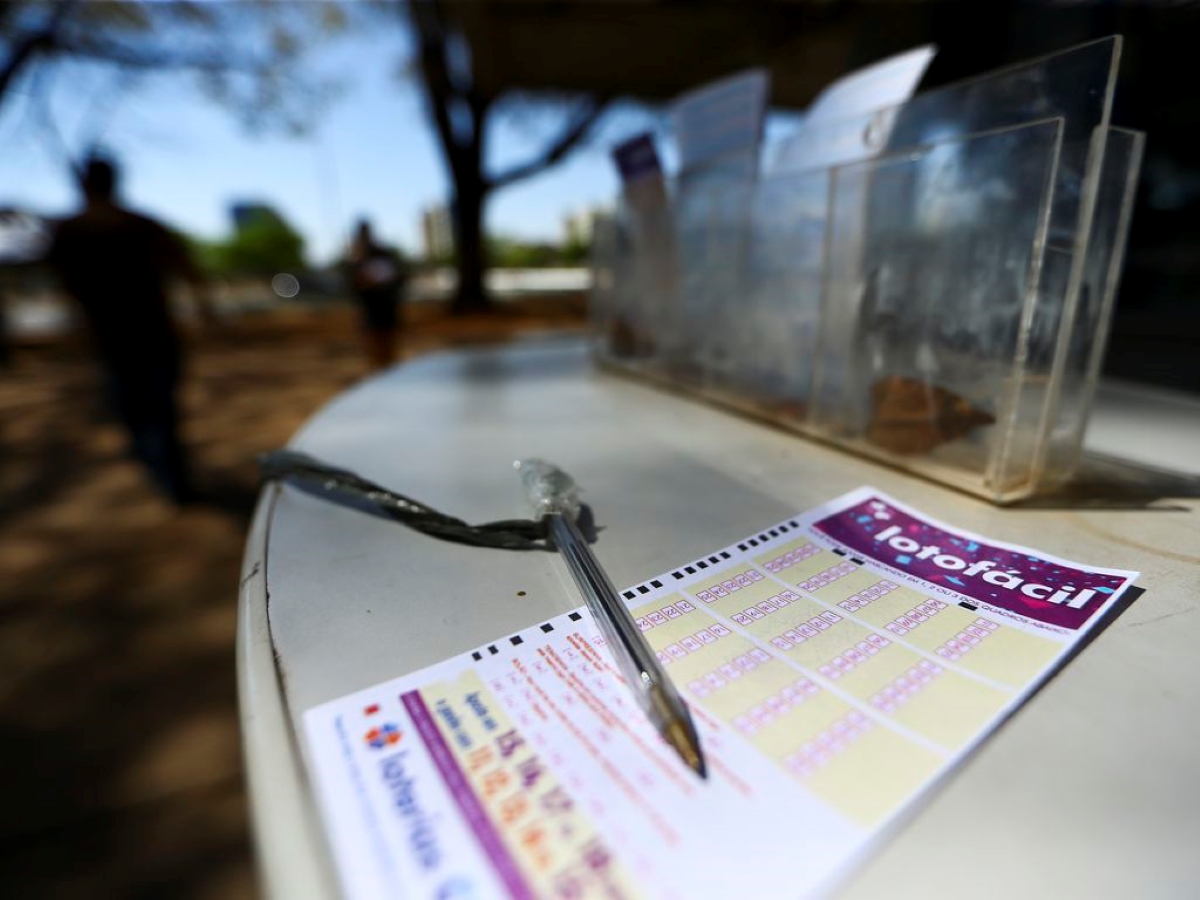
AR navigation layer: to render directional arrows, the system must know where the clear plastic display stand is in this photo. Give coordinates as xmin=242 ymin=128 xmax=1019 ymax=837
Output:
xmin=591 ymin=37 xmax=1144 ymax=503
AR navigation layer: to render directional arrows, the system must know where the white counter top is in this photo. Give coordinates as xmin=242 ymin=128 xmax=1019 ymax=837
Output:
xmin=239 ymin=337 xmax=1200 ymax=900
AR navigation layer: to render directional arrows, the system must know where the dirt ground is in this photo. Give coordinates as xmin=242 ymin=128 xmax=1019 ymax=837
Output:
xmin=0 ymin=296 xmax=588 ymax=899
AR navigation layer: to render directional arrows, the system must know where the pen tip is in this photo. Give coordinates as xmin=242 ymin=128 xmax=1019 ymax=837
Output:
xmin=663 ymin=717 xmax=708 ymax=781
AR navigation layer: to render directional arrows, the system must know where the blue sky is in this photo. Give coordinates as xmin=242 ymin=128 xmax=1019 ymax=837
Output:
xmin=1 ymin=24 xmax=661 ymax=264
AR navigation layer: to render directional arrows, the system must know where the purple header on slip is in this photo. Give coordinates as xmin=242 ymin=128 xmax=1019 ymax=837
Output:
xmin=612 ymin=133 xmax=663 ymax=183
xmin=813 ymin=497 xmax=1130 ymax=630
xmin=401 ymin=690 xmax=533 ymax=900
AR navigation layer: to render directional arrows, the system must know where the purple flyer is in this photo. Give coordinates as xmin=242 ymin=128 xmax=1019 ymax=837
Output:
xmin=811 ymin=489 xmax=1137 ymax=632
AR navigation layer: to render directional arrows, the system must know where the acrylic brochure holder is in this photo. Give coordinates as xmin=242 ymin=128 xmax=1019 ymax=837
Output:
xmin=590 ymin=37 xmax=1144 ymax=504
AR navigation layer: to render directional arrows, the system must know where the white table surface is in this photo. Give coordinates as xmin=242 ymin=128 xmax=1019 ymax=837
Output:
xmin=238 ymin=337 xmax=1200 ymax=900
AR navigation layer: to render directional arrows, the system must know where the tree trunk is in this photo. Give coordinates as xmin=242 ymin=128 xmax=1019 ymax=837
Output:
xmin=450 ymin=174 xmax=490 ymax=315
xmin=405 ymin=0 xmax=603 ymax=315
xmin=0 ymin=287 xmax=11 ymax=368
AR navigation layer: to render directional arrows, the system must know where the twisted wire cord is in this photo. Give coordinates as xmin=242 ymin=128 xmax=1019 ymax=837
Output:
xmin=259 ymin=450 xmax=553 ymax=551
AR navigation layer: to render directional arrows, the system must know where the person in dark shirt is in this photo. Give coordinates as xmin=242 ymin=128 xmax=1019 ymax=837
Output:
xmin=346 ymin=219 xmax=408 ymax=372
xmin=47 ymin=154 xmax=215 ymax=503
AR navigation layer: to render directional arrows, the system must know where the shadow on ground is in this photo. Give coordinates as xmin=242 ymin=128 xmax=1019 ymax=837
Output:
xmin=0 ymin=296 xmax=586 ymax=899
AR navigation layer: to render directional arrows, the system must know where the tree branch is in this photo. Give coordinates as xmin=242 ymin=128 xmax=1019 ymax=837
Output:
xmin=0 ymin=0 xmax=79 ymax=104
xmin=488 ymin=98 xmax=609 ymax=192
xmin=2 ymin=10 xmax=273 ymax=111
xmin=53 ymin=35 xmax=270 ymax=76
xmin=405 ymin=0 xmax=488 ymax=186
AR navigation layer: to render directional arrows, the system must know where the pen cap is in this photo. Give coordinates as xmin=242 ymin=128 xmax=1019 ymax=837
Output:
xmin=516 ymin=458 xmax=582 ymax=519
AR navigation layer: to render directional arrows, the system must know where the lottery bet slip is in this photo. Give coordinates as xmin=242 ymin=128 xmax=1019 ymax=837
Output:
xmin=304 ymin=487 xmax=1138 ymax=899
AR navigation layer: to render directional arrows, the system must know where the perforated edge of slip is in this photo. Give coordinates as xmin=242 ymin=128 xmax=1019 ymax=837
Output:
xmin=465 ymin=513 xmax=822 ymax=661
xmin=468 ymin=609 xmax=587 ymax=662
xmin=624 ymin=518 xmax=808 ymax=599
xmin=733 ymin=519 xmax=802 ymax=555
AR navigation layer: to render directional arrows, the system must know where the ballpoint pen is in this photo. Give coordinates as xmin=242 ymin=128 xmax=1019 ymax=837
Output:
xmin=258 ymin=449 xmax=707 ymax=777
xmin=517 ymin=458 xmax=708 ymax=780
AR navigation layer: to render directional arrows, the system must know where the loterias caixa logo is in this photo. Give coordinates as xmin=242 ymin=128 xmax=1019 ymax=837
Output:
xmin=365 ymin=721 xmax=403 ymax=750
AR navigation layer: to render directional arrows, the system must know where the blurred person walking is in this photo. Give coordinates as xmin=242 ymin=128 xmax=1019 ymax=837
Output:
xmin=46 ymin=153 xmax=216 ymax=504
xmin=346 ymin=219 xmax=407 ymax=372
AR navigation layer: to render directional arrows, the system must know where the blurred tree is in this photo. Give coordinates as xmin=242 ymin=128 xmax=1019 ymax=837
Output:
xmin=405 ymin=0 xmax=607 ymax=313
xmin=485 ymin=234 xmax=591 ymax=269
xmin=0 ymin=0 xmax=348 ymax=138
xmin=221 ymin=205 xmax=307 ymax=276
xmin=180 ymin=206 xmax=306 ymax=278
xmin=0 ymin=1 xmax=348 ymax=360
xmin=183 ymin=234 xmax=228 ymax=278
xmin=487 ymin=235 xmax=559 ymax=270
xmin=560 ymin=234 xmax=591 ymax=266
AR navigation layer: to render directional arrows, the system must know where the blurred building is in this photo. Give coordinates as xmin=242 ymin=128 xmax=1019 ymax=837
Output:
xmin=0 ymin=207 xmax=55 ymax=300
xmin=421 ymin=205 xmax=454 ymax=260
xmin=0 ymin=208 xmax=66 ymax=341
xmin=562 ymin=207 xmax=608 ymax=246
xmin=0 ymin=208 xmax=51 ymax=267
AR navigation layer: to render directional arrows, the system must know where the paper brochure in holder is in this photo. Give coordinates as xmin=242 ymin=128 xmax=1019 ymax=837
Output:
xmin=590 ymin=37 xmax=1144 ymax=504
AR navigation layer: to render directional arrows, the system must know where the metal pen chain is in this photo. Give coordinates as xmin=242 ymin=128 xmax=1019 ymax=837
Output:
xmin=259 ymin=450 xmax=553 ymax=551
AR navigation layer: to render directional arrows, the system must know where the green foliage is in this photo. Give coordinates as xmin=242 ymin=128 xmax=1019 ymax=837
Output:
xmin=484 ymin=234 xmax=591 ymax=269
xmin=222 ymin=206 xmax=306 ymax=274
xmin=183 ymin=235 xmax=227 ymax=277
xmin=182 ymin=206 xmax=306 ymax=276
xmin=560 ymin=235 xmax=591 ymax=266
xmin=426 ymin=249 xmax=457 ymax=268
